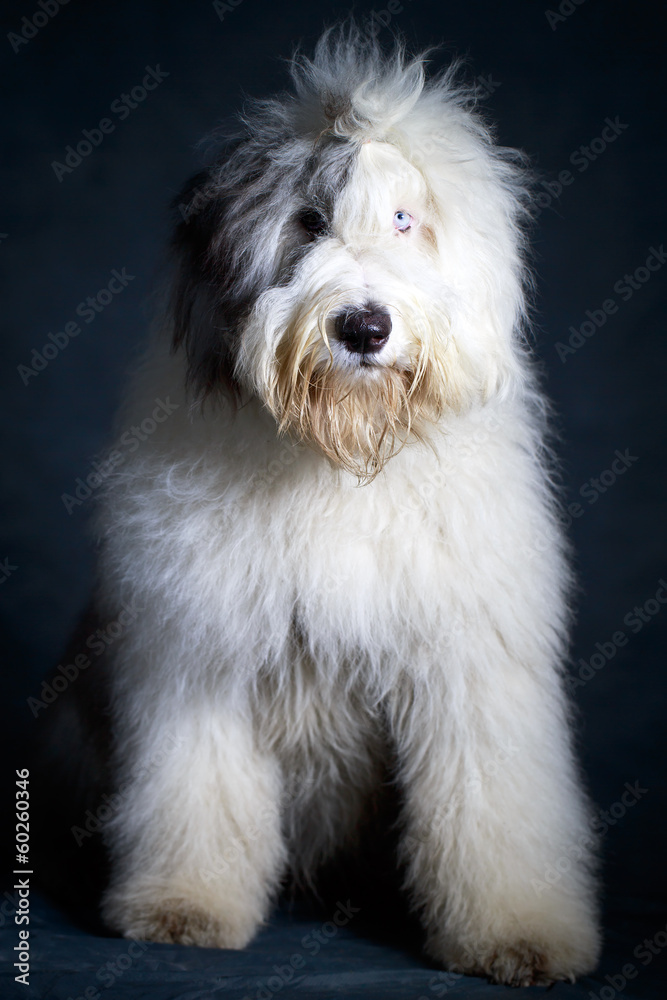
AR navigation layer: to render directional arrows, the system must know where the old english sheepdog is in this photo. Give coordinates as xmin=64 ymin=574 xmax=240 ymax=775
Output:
xmin=57 ymin=25 xmax=601 ymax=986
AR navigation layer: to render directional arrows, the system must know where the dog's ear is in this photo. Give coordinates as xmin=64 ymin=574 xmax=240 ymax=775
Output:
xmin=170 ymin=170 xmax=245 ymax=401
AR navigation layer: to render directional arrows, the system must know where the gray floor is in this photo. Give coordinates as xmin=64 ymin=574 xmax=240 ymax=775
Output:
xmin=2 ymin=892 xmax=666 ymax=999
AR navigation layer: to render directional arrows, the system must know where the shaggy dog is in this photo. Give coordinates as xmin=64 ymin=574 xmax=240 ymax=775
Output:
xmin=54 ymin=26 xmax=601 ymax=986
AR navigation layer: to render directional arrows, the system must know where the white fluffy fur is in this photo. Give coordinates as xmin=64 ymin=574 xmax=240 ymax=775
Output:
xmin=92 ymin=26 xmax=600 ymax=986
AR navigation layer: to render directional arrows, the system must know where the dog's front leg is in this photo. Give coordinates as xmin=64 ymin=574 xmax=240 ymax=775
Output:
xmin=101 ymin=696 xmax=286 ymax=948
xmin=390 ymin=661 xmax=600 ymax=986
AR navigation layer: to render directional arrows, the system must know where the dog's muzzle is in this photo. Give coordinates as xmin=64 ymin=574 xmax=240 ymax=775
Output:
xmin=335 ymin=309 xmax=392 ymax=355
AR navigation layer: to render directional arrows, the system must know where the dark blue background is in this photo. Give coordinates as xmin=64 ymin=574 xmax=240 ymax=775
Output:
xmin=1 ymin=1 xmax=665 ymax=996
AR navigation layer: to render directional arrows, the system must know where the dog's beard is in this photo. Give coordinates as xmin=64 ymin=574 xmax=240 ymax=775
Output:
xmin=262 ymin=305 xmax=458 ymax=482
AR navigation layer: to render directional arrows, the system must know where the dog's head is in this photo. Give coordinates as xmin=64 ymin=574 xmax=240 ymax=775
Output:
xmin=172 ymin=25 xmax=532 ymax=480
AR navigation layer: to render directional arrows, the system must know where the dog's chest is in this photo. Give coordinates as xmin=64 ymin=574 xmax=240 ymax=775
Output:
xmin=232 ymin=449 xmax=459 ymax=651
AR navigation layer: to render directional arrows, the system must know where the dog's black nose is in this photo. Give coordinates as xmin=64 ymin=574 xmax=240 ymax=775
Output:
xmin=335 ymin=310 xmax=392 ymax=354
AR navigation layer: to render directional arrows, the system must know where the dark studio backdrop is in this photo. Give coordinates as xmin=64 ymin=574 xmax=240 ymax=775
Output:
xmin=0 ymin=1 xmax=665 ymax=997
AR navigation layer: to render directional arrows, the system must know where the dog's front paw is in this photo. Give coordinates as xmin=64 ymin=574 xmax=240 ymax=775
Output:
xmin=428 ymin=922 xmax=600 ymax=987
xmin=102 ymin=882 xmax=262 ymax=948
xmin=444 ymin=940 xmax=570 ymax=987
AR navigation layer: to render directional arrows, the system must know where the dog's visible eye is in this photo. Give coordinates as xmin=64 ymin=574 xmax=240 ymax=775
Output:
xmin=298 ymin=209 xmax=328 ymax=238
xmin=393 ymin=210 xmax=412 ymax=232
